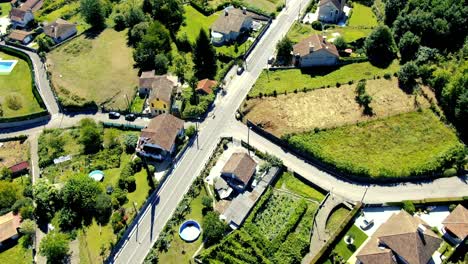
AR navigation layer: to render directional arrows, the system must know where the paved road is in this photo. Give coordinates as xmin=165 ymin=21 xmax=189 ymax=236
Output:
xmin=225 ymin=120 xmax=468 ymax=203
xmin=0 ymin=43 xmax=60 ymax=115
xmin=111 ymin=1 xmax=311 ymax=263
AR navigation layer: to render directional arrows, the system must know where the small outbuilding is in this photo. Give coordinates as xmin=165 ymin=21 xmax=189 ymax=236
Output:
xmin=196 ymin=79 xmax=217 ymax=95
xmin=7 ymin=30 xmax=34 ymax=44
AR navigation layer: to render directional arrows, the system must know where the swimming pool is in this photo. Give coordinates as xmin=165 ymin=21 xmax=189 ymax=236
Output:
xmin=0 ymin=60 xmax=18 ymax=74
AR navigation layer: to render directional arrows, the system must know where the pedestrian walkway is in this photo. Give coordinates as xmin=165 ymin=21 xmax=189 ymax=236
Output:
xmin=302 ymin=193 xmax=348 ymax=264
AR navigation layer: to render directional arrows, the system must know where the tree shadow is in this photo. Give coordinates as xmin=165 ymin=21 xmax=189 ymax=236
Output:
xmin=83 ymin=27 xmax=106 ymax=40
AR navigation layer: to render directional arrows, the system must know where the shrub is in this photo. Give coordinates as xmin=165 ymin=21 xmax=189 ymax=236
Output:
xmin=443 ymin=168 xmax=457 ymax=177
xmin=123 ymin=134 xmax=138 ymax=154
xmin=402 ymin=200 xmax=415 ymax=215
xmin=6 ymin=94 xmax=23 ymax=110
xmin=448 ymin=204 xmax=457 ymax=212
xmin=113 ymin=13 xmax=126 ymax=31
xmin=311 ymin=21 xmax=322 ymax=30
xmin=384 ymin=73 xmax=392 ymax=79
xmin=185 ymin=125 xmax=196 ymax=138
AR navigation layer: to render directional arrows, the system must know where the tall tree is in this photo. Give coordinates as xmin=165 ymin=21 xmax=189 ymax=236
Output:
xmin=33 ymin=180 xmax=59 ymax=222
xmin=398 ymin=31 xmax=420 ymax=63
xmin=364 ymin=25 xmax=397 ymax=67
xmin=40 ymin=232 xmax=70 ymax=263
xmin=80 ymin=0 xmax=105 ymax=29
xmin=142 ymin=0 xmax=152 ymax=14
xmin=133 ymin=21 xmax=171 ymax=70
xmin=193 ymin=29 xmax=217 ymax=79
xmin=276 ymin=36 xmax=293 ymax=65
xmin=61 ymin=176 xmax=102 ymax=222
xmin=79 ymin=118 xmax=102 ymax=154
xmin=151 ymin=0 xmax=184 ymax=32
xmin=384 ymin=0 xmax=406 ymax=26
xmin=398 ymin=61 xmax=419 ymax=92
xmin=0 ymin=181 xmax=20 ymax=211
xmin=202 ymin=211 xmax=227 ymax=246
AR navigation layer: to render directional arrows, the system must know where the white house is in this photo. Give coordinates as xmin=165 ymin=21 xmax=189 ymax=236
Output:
xmin=211 ymin=7 xmax=252 ymax=45
xmin=9 ymin=8 xmax=34 ymax=28
xmin=293 ymin=34 xmax=339 ymax=67
xmin=318 ymin=0 xmax=346 ymax=24
xmin=43 ymin=19 xmax=77 ymax=43
xmin=136 ymin=114 xmax=184 ymax=160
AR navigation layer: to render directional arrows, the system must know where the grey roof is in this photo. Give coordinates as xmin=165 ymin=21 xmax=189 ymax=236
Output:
xmin=211 ymin=8 xmax=251 ymax=34
xmin=44 ymin=19 xmax=76 ymax=39
xmin=149 ymin=76 xmax=174 ymax=103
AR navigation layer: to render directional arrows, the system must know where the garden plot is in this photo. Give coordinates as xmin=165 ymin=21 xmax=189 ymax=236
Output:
xmin=0 ymin=140 xmax=29 ymax=168
xmin=243 ymin=78 xmax=430 ymax=137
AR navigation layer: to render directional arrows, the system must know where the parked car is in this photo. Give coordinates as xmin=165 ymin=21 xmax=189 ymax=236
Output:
xmin=108 ymin=112 xmax=120 ymax=119
xmin=125 ymin=114 xmax=136 ymax=121
xmin=268 ymin=56 xmax=275 ymax=64
xmin=237 ymin=66 xmax=244 ymax=75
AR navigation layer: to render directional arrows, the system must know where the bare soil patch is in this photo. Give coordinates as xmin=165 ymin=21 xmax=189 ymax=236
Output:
xmin=242 ymin=78 xmax=430 ymax=137
xmin=0 ymin=140 xmax=29 ymax=168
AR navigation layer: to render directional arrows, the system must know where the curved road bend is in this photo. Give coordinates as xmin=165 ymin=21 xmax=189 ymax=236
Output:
xmin=224 ymin=121 xmax=468 ymax=204
xmin=111 ymin=1 xmax=311 ymax=263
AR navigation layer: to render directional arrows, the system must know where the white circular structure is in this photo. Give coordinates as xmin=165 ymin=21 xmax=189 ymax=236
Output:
xmin=179 ymin=220 xmax=201 ymax=242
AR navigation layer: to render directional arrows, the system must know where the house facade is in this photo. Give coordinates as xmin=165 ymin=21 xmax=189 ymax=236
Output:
xmin=221 ymin=152 xmax=257 ymax=192
xmin=318 ymin=0 xmax=346 ymax=23
xmin=211 ymin=7 xmax=252 ymax=45
xmin=293 ymin=34 xmax=339 ymax=67
xmin=136 ymin=114 xmax=184 ymax=160
xmin=44 ymin=19 xmax=77 ymax=43
xmin=9 ymin=8 xmax=34 ymax=28
xmin=7 ymin=30 xmax=34 ymax=44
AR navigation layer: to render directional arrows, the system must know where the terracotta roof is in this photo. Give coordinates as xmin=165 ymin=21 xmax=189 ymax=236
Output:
xmin=9 ymin=8 xmax=28 ymax=22
xmin=21 ymin=0 xmax=43 ymax=12
xmin=8 ymin=30 xmax=33 ymax=42
xmin=319 ymin=0 xmax=342 ymax=9
xmin=443 ymin=204 xmax=468 ymax=240
xmin=211 ymin=8 xmax=250 ymax=34
xmin=149 ymin=76 xmax=174 ymax=103
xmin=139 ymin=70 xmax=156 ymax=88
xmin=222 ymin=153 xmax=257 ymax=185
xmin=43 ymin=18 xmax=76 ymax=39
xmin=196 ymin=79 xmax=217 ymax=94
xmin=0 ymin=212 xmax=21 ymax=243
xmin=140 ymin=114 xmax=184 ymax=151
xmin=293 ymin=34 xmax=339 ymax=58
xmin=357 ymin=210 xmax=442 ymax=264
xmin=8 ymin=161 xmax=29 ymax=173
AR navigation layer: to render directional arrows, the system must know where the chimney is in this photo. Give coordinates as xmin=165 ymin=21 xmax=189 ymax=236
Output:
xmin=309 ymin=42 xmax=315 ymax=53
xmin=242 ymin=7 xmax=247 ymax=14
xmin=417 ymin=224 xmax=426 ymax=234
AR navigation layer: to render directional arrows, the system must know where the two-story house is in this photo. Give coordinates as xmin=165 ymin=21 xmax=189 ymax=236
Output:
xmin=318 ymin=0 xmax=346 ymax=24
xmin=221 ymin=152 xmax=257 ymax=192
xmin=43 ymin=19 xmax=77 ymax=43
xmin=9 ymin=8 xmax=34 ymax=28
xmin=293 ymin=34 xmax=339 ymax=67
xmin=211 ymin=7 xmax=252 ymax=45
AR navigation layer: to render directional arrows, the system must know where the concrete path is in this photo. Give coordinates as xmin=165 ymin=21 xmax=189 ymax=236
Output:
xmin=302 ymin=193 xmax=347 ymax=264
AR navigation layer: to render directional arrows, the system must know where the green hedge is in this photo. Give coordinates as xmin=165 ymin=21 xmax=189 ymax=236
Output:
xmin=310 ymin=203 xmax=362 ymax=264
xmin=386 ymin=197 xmax=468 ymax=206
xmin=0 ymin=135 xmax=28 ymax=142
xmin=0 ymin=110 xmax=49 ymax=123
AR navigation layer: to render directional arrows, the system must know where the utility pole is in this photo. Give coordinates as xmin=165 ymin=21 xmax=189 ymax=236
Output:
xmin=247 ymin=125 xmax=251 ymax=157
xmin=195 ymin=119 xmax=199 ymax=150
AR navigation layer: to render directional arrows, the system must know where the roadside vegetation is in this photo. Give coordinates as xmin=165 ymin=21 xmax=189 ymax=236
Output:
xmin=324 ymin=225 xmax=368 ymax=264
xmin=0 ymin=51 xmax=43 ymax=118
xmin=325 ymin=206 xmax=350 ymax=233
xmin=0 ymin=140 xmax=29 ymax=169
xmin=285 ymin=111 xmax=465 ymax=179
xmin=274 ymin=171 xmax=325 ymax=202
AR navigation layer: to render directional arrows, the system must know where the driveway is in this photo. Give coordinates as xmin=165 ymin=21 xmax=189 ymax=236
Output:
xmin=0 ymin=17 xmax=9 ymax=34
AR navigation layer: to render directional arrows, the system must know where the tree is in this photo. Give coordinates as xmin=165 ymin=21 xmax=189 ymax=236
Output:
xmin=36 ymin=35 xmax=55 ymax=52
xmin=123 ymin=134 xmax=138 ymax=153
xmin=0 ymin=167 xmax=12 ymax=180
xmin=128 ymin=21 xmax=149 ymax=47
xmin=33 ymin=180 xmax=59 ymax=222
xmin=364 ymin=25 xmax=397 ymax=67
xmin=384 ymin=0 xmax=406 ymax=26
xmin=20 ymin=219 xmax=36 ymax=248
xmin=276 ymin=36 xmax=293 ymax=65
xmin=133 ymin=21 xmax=171 ymax=70
xmin=173 ymin=53 xmax=191 ymax=83
xmin=94 ymin=194 xmax=112 ymax=224
xmin=154 ymin=54 xmax=169 ymax=75
xmin=333 ymin=36 xmax=346 ymax=51
xmin=402 ymin=200 xmax=415 ymax=215
xmin=80 ymin=0 xmax=105 ymax=29
xmin=193 ymin=29 xmax=217 ymax=79
xmin=113 ymin=13 xmax=126 ymax=31
xmin=398 ymin=31 xmax=420 ymax=63
xmin=311 ymin=21 xmax=322 ymax=31
xmin=398 ymin=61 xmax=419 ymax=92
xmin=125 ymin=3 xmax=145 ymax=28
xmin=142 ymin=0 xmax=152 ymax=14
xmin=150 ymin=0 xmax=184 ymax=32
xmin=202 ymin=211 xmax=227 ymax=246
xmin=79 ymin=118 xmax=102 ymax=154
xmin=40 ymin=232 xmax=69 ymax=263
xmin=0 ymin=181 xmax=20 ymax=211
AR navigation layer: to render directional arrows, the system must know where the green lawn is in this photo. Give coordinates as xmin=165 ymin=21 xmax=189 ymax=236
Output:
xmin=0 ymin=51 xmax=44 ymax=118
xmin=249 ymin=61 xmax=399 ymax=97
xmin=158 ymin=188 xmax=207 ymax=263
xmin=47 ymin=29 xmax=138 ymax=110
xmin=131 ymin=95 xmax=146 ymax=113
xmin=0 ymin=243 xmax=32 ymax=264
xmin=325 ymin=207 xmax=350 ymax=233
xmin=287 ymin=22 xmax=371 ymax=44
xmin=0 ymin=2 xmax=12 ymax=17
xmin=243 ymin=0 xmax=283 ymax=14
xmin=332 ymin=225 xmax=368 ymax=260
xmin=348 ymin=3 xmax=378 ymax=27
xmin=274 ymin=171 xmax=325 ymax=202
xmin=287 ymin=110 xmax=464 ymax=179
xmin=178 ymin=5 xmax=220 ymax=44
xmin=36 ymin=2 xmax=89 ymax=33
xmin=79 ymin=220 xmax=115 ymax=264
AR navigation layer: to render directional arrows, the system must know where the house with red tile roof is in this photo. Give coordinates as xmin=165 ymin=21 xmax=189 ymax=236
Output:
xmin=196 ymin=79 xmax=217 ymax=95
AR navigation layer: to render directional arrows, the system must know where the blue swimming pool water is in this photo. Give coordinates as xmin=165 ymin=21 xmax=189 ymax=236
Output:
xmin=0 ymin=61 xmax=14 ymax=71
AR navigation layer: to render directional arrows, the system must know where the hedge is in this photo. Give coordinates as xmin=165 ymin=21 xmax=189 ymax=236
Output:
xmin=245 ymin=187 xmax=273 ymax=224
xmin=0 ymin=135 xmax=28 ymax=143
xmin=386 ymin=197 xmax=468 ymax=207
xmin=310 ymin=203 xmax=362 ymax=264
xmin=0 ymin=110 xmax=49 ymax=123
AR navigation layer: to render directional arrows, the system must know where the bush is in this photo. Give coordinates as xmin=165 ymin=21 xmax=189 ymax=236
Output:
xmin=443 ymin=168 xmax=457 ymax=177
xmin=185 ymin=125 xmax=196 ymax=138
xmin=114 ymin=13 xmax=126 ymax=31
xmin=384 ymin=73 xmax=392 ymax=79
xmin=123 ymin=134 xmax=138 ymax=154
xmin=6 ymin=94 xmax=23 ymax=110
xmin=311 ymin=21 xmax=322 ymax=31
xmin=402 ymin=200 xmax=415 ymax=215
xmin=448 ymin=204 xmax=457 ymax=212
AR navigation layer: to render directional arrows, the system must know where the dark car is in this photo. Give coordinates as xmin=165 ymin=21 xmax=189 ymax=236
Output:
xmin=108 ymin=111 xmax=120 ymax=119
xmin=125 ymin=114 xmax=136 ymax=121
xmin=237 ymin=66 xmax=244 ymax=75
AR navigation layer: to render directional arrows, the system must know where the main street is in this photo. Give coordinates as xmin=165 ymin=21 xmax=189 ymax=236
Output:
xmin=112 ymin=0 xmax=311 ymax=262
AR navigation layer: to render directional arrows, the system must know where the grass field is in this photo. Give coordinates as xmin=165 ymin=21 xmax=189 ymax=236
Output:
xmin=0 ymin=140 xmax=29 ymax=168
xmin=157 ymin=188 xmax=207 ymax=263
xmin=287 ymin=110 xmax=464 ymax=178
xmin=287 ymin=22 xmax=371 ymax=44
xmin=47 ymin=29 xmax=138 ymax=110
xmin=249 ymin=61 xmax=399 ymax=97
xmin=329 ymin=225 xmax=368 ymax=261
xmin=0 ymin=242 xmax=32 ymax=264
xmin=243 ymin=78 xmax=430 ymax=136
xmin=274 ymin=171 xmax=325 ymax=202
xmin=0 ymin=51 xmax=43 ymax=118
xmin=36 ymin=2 xmax=89 ymax=33
xmin=243 ymin=0 xmax=282 ymax=13
xmin=178 ymin=6 xmax=220 ymax=43
xmin=348 ymin=3 xmax=378 ymax=27
xmin=0 ymin=2 xmax=12 ymax=17
xmin=325 ymin=206 xmax=350 ymax=233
